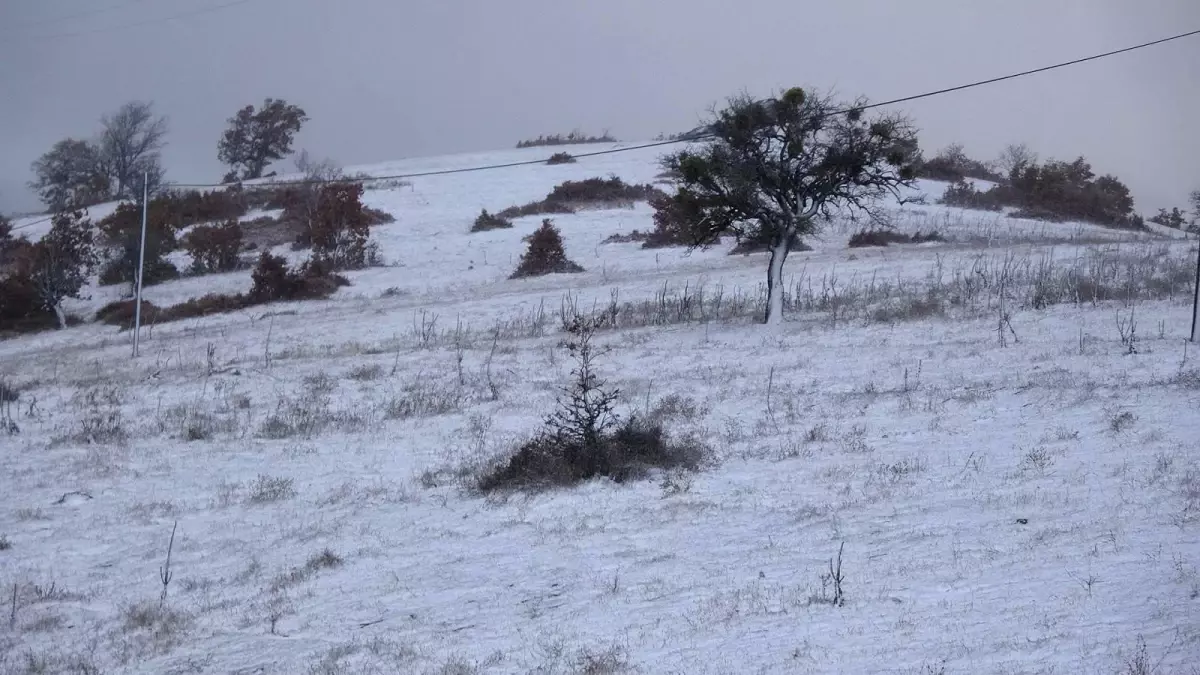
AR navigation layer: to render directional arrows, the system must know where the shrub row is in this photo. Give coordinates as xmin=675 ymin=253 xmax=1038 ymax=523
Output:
xmin=516 ymin=131 xmax=616 ymax=149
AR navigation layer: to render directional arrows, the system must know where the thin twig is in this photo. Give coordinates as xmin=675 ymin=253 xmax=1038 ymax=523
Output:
xmin=159 ymin=520 xmax=177 ymax=608
xmin=766 ymin=366 xmax=779 ymax=432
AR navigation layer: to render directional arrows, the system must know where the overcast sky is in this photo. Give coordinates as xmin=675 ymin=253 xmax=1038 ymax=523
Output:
xmin=1 ymin=0 xmax=1197 ymax=215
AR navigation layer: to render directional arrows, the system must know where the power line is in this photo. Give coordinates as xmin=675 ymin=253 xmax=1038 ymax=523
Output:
xmin=2 ymin=0 xmax=151 ymax=33
xmin=10 ymin=25 xmax=1199 ymax=232
xmin=166 ymin=26 xmax=1200 ymax=190
xmin=12 ymin=0 xmax=267 ymax=40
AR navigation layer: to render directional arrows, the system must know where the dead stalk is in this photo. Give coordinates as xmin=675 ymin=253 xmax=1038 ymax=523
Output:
xmin=159 ymin=520 xmax=177 ymax=608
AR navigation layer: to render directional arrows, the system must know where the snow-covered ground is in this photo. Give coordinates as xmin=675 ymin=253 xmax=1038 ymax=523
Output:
xmin=2 ymin=143 xmax=1198 ymax=674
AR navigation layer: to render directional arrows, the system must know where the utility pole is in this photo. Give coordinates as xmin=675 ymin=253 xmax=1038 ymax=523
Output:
xmin=1191 ymin=235 xmax=1200 ymax=342
xmin=132 ymin=172 xmax=149 ymax=358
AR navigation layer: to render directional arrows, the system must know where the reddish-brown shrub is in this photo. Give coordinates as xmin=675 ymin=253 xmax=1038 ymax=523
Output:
xmin=184 ymin=220 xmax=244 ymax=274
xmin=292 ymin=183 xmax=374 ymax=269
xmin=0 ymin=274 xmax=56 ymax=336
xmin=510 ymin=220 xmax=584 ymax=278
xmin=161 ymin=293 xmax=248 ymax=321
xmin=95 ymin=299 xmax=162 ymax=327
xmin=249 ymin=252 xmax=348 ymax=303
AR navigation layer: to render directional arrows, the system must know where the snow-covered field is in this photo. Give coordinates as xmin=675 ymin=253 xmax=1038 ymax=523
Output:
xmin=2 ymin=143 xmax=1199 ymax=674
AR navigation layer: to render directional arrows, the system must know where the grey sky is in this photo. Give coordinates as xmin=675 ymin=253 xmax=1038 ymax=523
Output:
xmin=1 ymin=0 xmax=1197 ymax=215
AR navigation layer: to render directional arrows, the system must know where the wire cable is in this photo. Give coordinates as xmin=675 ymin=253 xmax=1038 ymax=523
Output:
xmin=12 ymin=0 xmax=266 ymax=40
xmin=167 ymin=26 xmax=1200 ymax=190
xmin=2 ymin=0 xmax=152 ymax=33
xmin=9 ymin=26 xmax=1199 ymax=230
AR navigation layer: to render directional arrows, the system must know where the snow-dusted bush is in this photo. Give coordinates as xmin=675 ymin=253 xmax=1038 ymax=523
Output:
xmin=509 ymin=220 xmax=584 ymax=279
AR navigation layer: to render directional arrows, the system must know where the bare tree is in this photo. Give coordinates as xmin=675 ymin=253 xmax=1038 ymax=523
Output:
xmin=29 ymin=139 xmax=110 ymax=211
xmin=15 ymin=210 xmax=98 ymax=328
xmin=218 ymin=99 xmax=308 ymax=180
xmin=995 ymin=142 xmax=1038 ymax=179
xmin=661 ymin=87 xmax=919 ymax=324
xmin=1190 ymin=189 xmax=1200 ymax=231
xmin=99 ymin=101 xmax=169 ymax=199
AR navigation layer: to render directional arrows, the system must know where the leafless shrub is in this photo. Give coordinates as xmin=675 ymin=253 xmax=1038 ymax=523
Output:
xmin=158 ymin=402 xmax=242 ymax=442
xmin=116 ymin=601 xmax=193 ymax=661
xmin=384 ymin=378 xmax=463 ymax=420
xmin=347 ymin=364 xmax=384 ymax=382
xmin=246 ymin=475 xmax=297 ymax=504
xmin=270 ymin=548 xmax=344 ymax=592
xmin=1107 ymin=410 xmax=1137 ymax=434
xmin=1118 ymin=635 xmax=1160 ymax=675
xmin=0 ymin=379 xmax=19 ymax=435
xmin=1019 ymin=446 xmax=1055 ymax=474
xmin=803 ymin=423 xmax=830 ymax=443
xmin=809 ymin=542 xmax=846 ymax=607
xmin=259 ymin=375 xmax=368 ymax=439
xmin=554 ymin=244 xmax=1194 ymax=332
xmin=0 ymin=647 xmax=102 ymax=675
xmin=0 ymin=535 xmax=9 ymax=551
xmin=569 ymin=644 xmax=634 ymax=674
xmin=60 ymin=386 xmax=126 ymax=446
xmin=546 ymin=152 xmax=577 ymax=165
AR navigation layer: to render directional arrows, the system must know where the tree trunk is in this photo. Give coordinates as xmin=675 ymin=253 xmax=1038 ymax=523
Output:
xmin=764 ymin=230 xmax=793 ymax=325
xmin=53 ymin=303 xmax=67 ymax=330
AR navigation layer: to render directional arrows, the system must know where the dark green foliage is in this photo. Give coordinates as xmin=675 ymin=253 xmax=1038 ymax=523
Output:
xmin=939 ymin=180 xmax=1005 ymax=211
xmin=661 ymin=86 xmax=920 ymax=322
xmin=0 ymin=215 xmax=21 ymax=267
xmin=848 ymin=229 xmax=944 ymax=248
xmin=496 ymin=177 xmax=660 ymax=220
xmin=510 ymin=220 xmax=584 ymax=278
xmin=477 ymin=316 xmax=705 ymax=493
xmin=1149 ymin=207 xmax=1189 ymax=229
xmin=3 ymin=210 xmax=99 ymax=330
xmin=641 ymin=190 xmax=710 ymax=249
xmin=729 ymin=228 xmax=812 ymax=255
xmin=218 ymin=99 xmax=308 ymax=180
xmin=546 ymin=152 xmax=577 ymax=165
xmin=601 ymin=231 xmax=650 ymax=244
xmin=471 ymin=209 xmax=513 ymax=232
xmin=938 ymin=157 xmax=1139 ymax=228
xmin=517 ymin=131 xmax=616 ymax=149
xmin=478 ymin=416 xmax=704 ymax=492
xmin=916 ymin=143 xmax=1003 ymax=183
xmin=97 ymin=201 xmax=179 ymax=287
xmin=29 ymin=139 xmax=110 ymax=211
xmin=544 ymin=176 xmax=658 ymax=204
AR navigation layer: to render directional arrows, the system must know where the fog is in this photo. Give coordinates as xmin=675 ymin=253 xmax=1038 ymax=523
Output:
xmin=2 ymin=0 xmax=1197 ymax=215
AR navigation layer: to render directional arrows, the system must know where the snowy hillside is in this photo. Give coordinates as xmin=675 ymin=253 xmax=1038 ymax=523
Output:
xmin=1 ymin=142 xmax=1198 ymax=674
